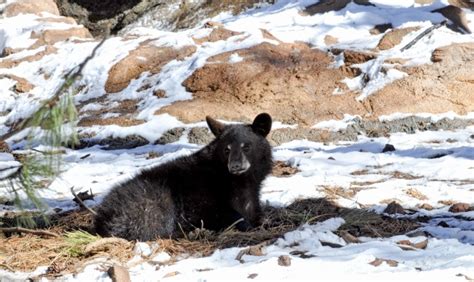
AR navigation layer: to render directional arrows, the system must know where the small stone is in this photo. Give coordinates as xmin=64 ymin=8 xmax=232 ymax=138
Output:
xmin=384 ymin=201 xmax=406 ymax=214
xmin=107 ymin=265 xmax=131 ymax=282
xmin=278 ymin=255 xmax=291 ymax=267
xmin=382 ymin=144 xmax=396 ymax=153
xmin=134 ymin=242 xmax=152 ymax=257
xmin=437 ymin=221 xmax=450 ymax=227
xmin=247 ymin=273 xmax=258 ymax=279
xmin=418 ymin=203 xmax=433 ymax=211
xmin=448 ymin=202 xmax=471 ymax=213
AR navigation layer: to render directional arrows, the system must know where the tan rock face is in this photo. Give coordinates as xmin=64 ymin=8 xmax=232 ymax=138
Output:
xmin=377 ymin=27 xmax=420 ymax=50
xmin=4 ymin=0 xmax=60 ymax=17
xmin=29 ymin=27 xmax=93 ymax=49
xmin=193 ymin=27 xmax=243 ymax=44
xmin=0 ymin=74 xmax=35 ymax=93
xmin=157 ymin=42 xmax=366 ymax=125
xmin=448 ymin=0 xmax=474 ymax=9
xmin=367 ymin=43 xmax=474 ymax=116
xmin=105 ymin=42 xmax=197 ymax=93
xmin=415 ymin=0 xmax=434 ymax=4
xmin=433 ymin=5 xmax=471 ymax=33
xmin=0 ymin=46 xmax=58 ymax=69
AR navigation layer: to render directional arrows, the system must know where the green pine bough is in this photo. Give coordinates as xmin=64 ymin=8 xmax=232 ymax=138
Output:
xmin=1 ymin=37 xmax=108 ymax=227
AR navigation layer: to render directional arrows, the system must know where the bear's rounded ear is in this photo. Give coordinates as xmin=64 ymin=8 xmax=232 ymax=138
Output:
xmin=206 ymin=116 xmax=225 ymax=137
xmin=251 ymin=113 xmax=272 ymax=137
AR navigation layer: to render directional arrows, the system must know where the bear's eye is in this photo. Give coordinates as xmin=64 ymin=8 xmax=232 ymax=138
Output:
xmin=224 ymin=145 xmax=231 ymax=155
xmin=241 ymin=143 xmax=250 ymax=152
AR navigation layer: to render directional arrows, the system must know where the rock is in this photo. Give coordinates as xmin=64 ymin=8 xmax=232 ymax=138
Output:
xmin=0 ymin=46 xmax=57 ymax=69
xmin=304 ymin=0 xmax=351 ymax=15
xmin=448 ymin=0 xmax=474 ymax=9
xmin=415 ymin=0 xmax=434 ymax=4
xmin=78 ymin=134 xmax=149 ymax=150
xmin=342 ymin=50 xmax=376 ymax=65
xmin=437 ymin=221 xmax=450 ymax=227
xmin=370 ymin=258 xmax=398 ymax=267
xmin=188 ymin=127 xmax=214 ymax=145
xmin=56 ymin=0 xmax=272 ymax=37
xmin=384 ymin=201 xmax=406 ymax=214
xmin=377 ymin=27 xmax=420 ymax=50
xmin=155 ymin=127 xmax=185 ymax=144
xmin=324 ymin=35 xmax=339 ymax=46
xmin=107 ymin=265 xmax=131 ymax=282
xmin=0 ymin=140 xmax=10 ymax=153
xmin=418 ymin=203 xmax=433 ymax=210
xmin=277 ymin=255 xmax=291 ymax=266
xmin=105 ymin=42 xmax=196 ymax=93
xmin=55 ymin=0 xmax=165 ymax=36
xmin=260 ymin=29 xmax=282 ymax=42
xmin=193 ymin=27 xmax=243 ymax=44
xmin=0 ymin=74 xmax=35 ymax=93
xmin=370 ymin=23 xmax=393 ymax=35
xmin=368 ymin=43 xmax=474 ymax=117
xmin=29 ymin=28 xmax=93 ymax=49
xmin=134 ymin=242 xmax=152 ymax=257
xmin=78 ymin=117 xmax=144 ymax=127
xmin=382 ymin=144 xmax=396 ymax=153
xmin=448 ymin=202 xmax=471 ymax=213
xmin=157 ymin=42 xmax=366 ymax=125
xmin=4 ymin=0 xmax=60 ymax=17
xmin=36 ymin=17 xmax=77 ymax=25
xmin=432 ymin=5 xmax=471 ymax=33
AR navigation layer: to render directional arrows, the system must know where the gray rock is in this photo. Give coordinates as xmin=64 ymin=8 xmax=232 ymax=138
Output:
xmin=155 ymin=127 xmax=185 ymax=145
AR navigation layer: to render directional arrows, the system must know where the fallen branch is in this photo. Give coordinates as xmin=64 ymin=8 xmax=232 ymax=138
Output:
xmin=400 ymin=20 xmax=447 ymax=52
xmin=0 ymin=227 xmax=59 ymax=238
xmin=70 ymin=186 xmax=97 ymax=215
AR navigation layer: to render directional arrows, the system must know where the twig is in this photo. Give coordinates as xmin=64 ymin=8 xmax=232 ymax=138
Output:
xmin=400 ymin=21 xmax=447 ymax=52
xmin=0 ymin=227 xmax=59 ymax=238
xmin=70 ymin=186 xmax=97 ymax=215
xmin=0 ymin=36 xmax=109 ymax=141
xmin=0 ymin=263 xmax=15 ymax=272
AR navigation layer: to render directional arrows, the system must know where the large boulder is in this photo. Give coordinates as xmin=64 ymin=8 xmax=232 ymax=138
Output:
xmin=105 ymin=41 xmax=196 ymax=93
xmin=156 ymin=42 xmax=367 ymax=125
xmin=4 ymin=0 xmax=60 ymax=17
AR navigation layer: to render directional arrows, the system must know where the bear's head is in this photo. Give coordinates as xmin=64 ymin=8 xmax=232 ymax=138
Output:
xmin=206 ymin=113 xmax=272 ymax=175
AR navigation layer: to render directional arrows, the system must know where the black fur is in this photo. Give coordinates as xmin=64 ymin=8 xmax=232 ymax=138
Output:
xmin=94 ymin=113 xmax=273 ymax=241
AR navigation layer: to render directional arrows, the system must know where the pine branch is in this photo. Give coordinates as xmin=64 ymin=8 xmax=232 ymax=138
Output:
xmin=0 ymin=36 xmax=108 ymax=141
xmin=70 ymin=186 xmax=97 ymax=215
xmin=0 ymin=226 xmax=59 ymax=238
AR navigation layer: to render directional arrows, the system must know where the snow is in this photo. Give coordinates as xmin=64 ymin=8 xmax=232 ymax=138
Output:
xmin=1 ymin=0 xmax=474 ymax=281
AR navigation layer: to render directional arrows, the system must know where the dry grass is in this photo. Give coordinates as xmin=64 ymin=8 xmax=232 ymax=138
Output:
xmin=405 ymin=187 xmax=428 ymax=201
xmin=272 ymin=160 xmax=300 ymax=177
xmin=0 ymin=198 xmax=419 ymax=276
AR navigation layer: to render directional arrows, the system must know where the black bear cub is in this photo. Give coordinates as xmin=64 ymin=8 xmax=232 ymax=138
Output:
xmin=94 ymin=113 xmax=273 ymax=241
